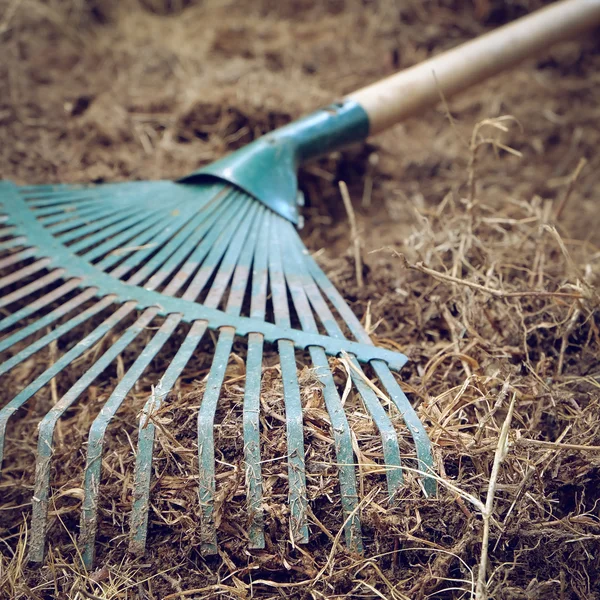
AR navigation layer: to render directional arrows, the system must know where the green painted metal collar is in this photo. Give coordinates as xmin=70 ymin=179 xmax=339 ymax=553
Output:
xmin=179 ymin=100 xmax=370 ymax=224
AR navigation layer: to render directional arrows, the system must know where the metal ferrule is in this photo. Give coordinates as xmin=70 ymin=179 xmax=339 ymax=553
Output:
xmin=179 ymin=99 xmax=370 ymax=224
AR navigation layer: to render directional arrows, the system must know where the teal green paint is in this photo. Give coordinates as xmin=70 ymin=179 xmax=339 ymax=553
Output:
xmin=180 ymin=100 xmax=370 ymax=223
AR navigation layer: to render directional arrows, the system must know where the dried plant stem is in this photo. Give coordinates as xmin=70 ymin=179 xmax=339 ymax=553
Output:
xmin=554 ymin=157 xmax=587 ymax=221
xmin=476 ymin=391 xmax=517 ymax=600
xmin=408 ymin=260 xmax=583 ymax=299
xmin=339 ymin=181 xmax=364 ymax=289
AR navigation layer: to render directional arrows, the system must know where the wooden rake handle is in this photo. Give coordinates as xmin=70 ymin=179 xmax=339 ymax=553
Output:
xmin=348 ymin=0 xmax=600 ymax=135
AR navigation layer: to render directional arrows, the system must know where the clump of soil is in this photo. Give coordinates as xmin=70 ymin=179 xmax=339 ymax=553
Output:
xmin=1 ymin=1 xmax=600 ymax=599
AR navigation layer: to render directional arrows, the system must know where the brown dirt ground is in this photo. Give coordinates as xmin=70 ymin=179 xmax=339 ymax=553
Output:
xmin=1 ymin=0 xmax=600 ymax=599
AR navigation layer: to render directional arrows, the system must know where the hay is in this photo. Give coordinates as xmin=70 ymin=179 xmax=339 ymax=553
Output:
xmin=1 ymin=1 xmax=600 ymax=598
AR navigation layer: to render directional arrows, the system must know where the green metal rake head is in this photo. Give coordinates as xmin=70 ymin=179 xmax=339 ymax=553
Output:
xmin=3 ymin=0 xmax=595 ymax=568
xmin=0 ymin=104 xmax=435 ymax=566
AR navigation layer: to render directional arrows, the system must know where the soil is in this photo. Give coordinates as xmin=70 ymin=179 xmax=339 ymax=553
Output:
xmin=1 ymin=1 xmax=600 ymax=599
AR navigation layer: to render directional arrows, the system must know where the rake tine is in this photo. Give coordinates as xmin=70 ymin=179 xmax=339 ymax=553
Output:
xmin=0 ymin=258 xmax=52 ymax=292
xmin=27 ymin=303 xmax=149 ymax=563
xmin=0 ymin=247 xmax=37 ymax=270
xmin=93 ymin=202 xmax=202 ymax=273
xmin=268 ymin=219 xmax=309 ymax=546
xmin=79 ymin=308 xmax=177 ymax=567
xmin=71 ymin=209 xmax=180 ymax=264
xmin=124 ymin=187 xmax=237 ymax=287
xmin=180 ymin=193 xmax=255 ymax=301
xmin=62 ymin=203 xmax=181 ymax=258
xmin=144 ymin=192 xmax=244 ymax=295
xmin=293 ymin=231 xmax=435 ymax=495
xmin=371 ymin=362 xmax=436 ymax=496
xmin=197 ymin=327 xmax=236 ymax=555
xmin=241 ymin=210 xmax=271 ymax=549
xmin=196 ymin=204 xmax=262 ymax=554
xmin=281 ymin=224 xmax=405 ymax=499
xmin=0 ymin=235 xmax=26 ymax=252
xmin=0 ymin=290 xmax=112 ymax=371
xmin=81 ymin=196 xmax=255 ymax=562
xmin=129 ymin=319 xmax=208 ymax=555
xmin=276 ymin=223 xmax=362 ymax=551
xmin=0 ymin=279 xmax=86 ymax=334
xmin=130 ymin=196 xmax=259 ymax=556
xmin=0 ymin=268 xmax=65 ymax=310
xmin=0 ymin=298 xmax=131 ymax=474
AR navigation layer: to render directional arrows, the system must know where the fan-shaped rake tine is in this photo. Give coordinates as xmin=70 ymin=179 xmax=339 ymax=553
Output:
xmin=0 ymin=279 xmax=88 ymax=334
xmin=40 ymin=198 xmax=150 ymax=231
xmin=282 ymin=224 xmax=405 ymax=499
xmin=59 ymin=201 xmax=182 ymax=258
xmin=0 ymin=297 xmax=130 ymax=473
xmin=0 ymin=290 xmax=114 ymax=372
xmin=371 ymin=362 xmax=436 ymax=496
xmin=241 ymin=211 xmax=271 ymax=550
xmin=124 ymin=187 xmax=237 ymax=287
xmin=27 ymin=303 xmax=151 ymax=563
xmin=0 ymin=258 xmax=52 ymax=292
xmin=32 ymin=196 xmax=116 ymax=218
xmin=79 ymin=308 xmax=177 ymax=567
xmin=129 ymin=320 xmax=208 ymax=555
xmin=0 ymin=268 xmax=66 ymax=310
xmin=0 ymin=235 xmax=26 ymax=252
xmin=93 ymin=201 xmax=202 ymax=274
xmin=144 ymin=192 xmax=245 ymax=296
xmin=268 ymin=221 xmax=309 ymax=545
xmin=0 ymin=247 xmax=38 ymax=270
xmin=129 ymin=199 xmax=261 ymax=556
xmin=69 ymin=208 xmax=181 ymax=264
xmin=80 ymin=198 xmax=256 ymax=563
xmin=196 ymin=204 xmax=263 ymax=554
xmin=179 ymin=193 xmax=255 ymax=301
xmin=276 ymin=223 xmax=362 ymax=550
xmin=296 ymin=233 xmax=436 ymax=495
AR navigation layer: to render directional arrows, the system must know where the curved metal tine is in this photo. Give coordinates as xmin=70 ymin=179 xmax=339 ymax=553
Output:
xmin=292 ymin=232 xmax=435 ymax=496
xmin=276 ymin=221 xmax=362 ymax=551
xmin=27 ymin=301 xmax=146 ymax=564
xmin=1 ymin=187 xmax=233 ymax=341
xmin=69 ymin=206 xmax=181 ymax=263
xmin=196 ymin=202 xmax=263 ymax=555
xmin=58 ymin=199 xmax=182 ymax=257
xmin=82 ymin=194 xmax=252 ymax=562
xmin=0 ymin=278 xmax=86 ymax=334
xmin=180 ymin=193 xmax=254 ymax=301
xmin=268 ymin=222 xmax=309 ymax=546
xmin=143 ymin=191 xmax=245 ymax=295
xmin=123 ymin=186 xmax=236 ymax=287
xmin=0 ymin=285 xmax=100 ymax=355
xmin=370 ymin=362 xmax=436 ymax=496
xmin=241 ymin=210 xmax=271 ymax=550
xmin=21 ymin=187 xmax=114 ymax=206
xmin=40 ymin=198 xmax=146 ymax=230
xmin=0 ymin=247 xmax=37 ymax=270
xmin=93 ymin=200 xmax=203 ymax=274
xmin=79 ymin=308 xmax=178 ymax=568
xmin=0 ymin=258 xmax=51 ymax=294
xmin=283 ymin=225 xmax=404 ymax=500
xmin=32 ymin=196 xmax=113 ymax=218
xmin=0 ymin=235 xmax=27 ymax=252
xmin=0 ymin=296 xmax=127 ymax=472
xmin=129 ymin=194 xmax=259 ymax=555
xmin=0 ymin=268 xmax=66 ymax=310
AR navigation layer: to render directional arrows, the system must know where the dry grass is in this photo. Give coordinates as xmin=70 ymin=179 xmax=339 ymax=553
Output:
xmin=1 ymin=0 xmax=600 ymax=599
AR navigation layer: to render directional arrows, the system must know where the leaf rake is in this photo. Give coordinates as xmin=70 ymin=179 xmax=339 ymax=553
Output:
xmin=1 ymin=0 xmax=599 ymax=568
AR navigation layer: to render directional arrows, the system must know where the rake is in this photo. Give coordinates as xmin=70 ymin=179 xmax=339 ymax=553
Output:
xmin=1 ymin=0 xmax=599 ymax=568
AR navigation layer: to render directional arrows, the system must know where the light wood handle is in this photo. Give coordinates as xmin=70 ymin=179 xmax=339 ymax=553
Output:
xmin=348 ymin=0 xmax=600 ymax=135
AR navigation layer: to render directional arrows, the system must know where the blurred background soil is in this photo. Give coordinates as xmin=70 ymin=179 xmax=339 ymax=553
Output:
xmin=1 ymin=1 xmax=600 ymax=598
